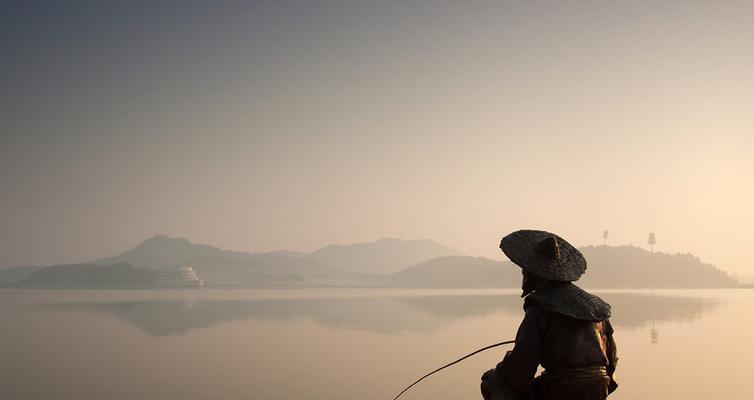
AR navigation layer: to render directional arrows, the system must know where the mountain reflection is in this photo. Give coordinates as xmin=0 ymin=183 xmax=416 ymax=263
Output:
xmin=599 ymin=292 xmax=721 ymax=329
xmin=49 ymin=291 xmax=720 ymax=336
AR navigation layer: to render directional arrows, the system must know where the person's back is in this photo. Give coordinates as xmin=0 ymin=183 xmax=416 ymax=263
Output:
xmin=481 ymin=230 xmax=618 ymax=400
xmin=536 ymin=312 xmax=616 ymax=400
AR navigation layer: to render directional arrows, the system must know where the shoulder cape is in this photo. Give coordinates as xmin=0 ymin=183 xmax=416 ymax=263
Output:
xmin=524 ymin=282 xmax=611 ymax=322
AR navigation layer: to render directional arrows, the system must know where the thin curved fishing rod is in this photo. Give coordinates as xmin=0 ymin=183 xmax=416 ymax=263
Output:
xmin=392 ymin=339 xmax=515 ymax=400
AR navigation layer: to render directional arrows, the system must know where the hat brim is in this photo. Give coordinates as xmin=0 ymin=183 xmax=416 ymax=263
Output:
xmin=499 ymin=230 xmax=586 ymax=282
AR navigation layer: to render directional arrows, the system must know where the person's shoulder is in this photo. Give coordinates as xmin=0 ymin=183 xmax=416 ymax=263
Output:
xmin=523 ymin=297 xmax=548 ymax=318
xmin=522 ymin=298 xmax=552 ymax=332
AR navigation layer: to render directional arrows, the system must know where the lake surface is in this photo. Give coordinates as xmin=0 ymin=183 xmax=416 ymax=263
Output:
xmin=1 ymin=288 xmax=750 ymax=399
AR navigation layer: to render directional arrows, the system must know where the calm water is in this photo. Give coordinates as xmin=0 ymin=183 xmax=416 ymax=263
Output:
xmin=0 ymin=288 xmax=750 ymax=399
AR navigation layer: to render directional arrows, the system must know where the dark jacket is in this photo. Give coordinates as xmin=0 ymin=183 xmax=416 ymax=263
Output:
xmin=495 ymin=283 xmax=618 ymax=400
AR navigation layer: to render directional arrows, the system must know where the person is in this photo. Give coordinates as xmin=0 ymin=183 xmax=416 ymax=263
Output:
xmin=481 ymin=230 xmax=618 ymax=400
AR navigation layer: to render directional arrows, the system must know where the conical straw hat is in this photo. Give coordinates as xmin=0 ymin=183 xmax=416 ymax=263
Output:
xmin=499 ymin=230 xmax=586 ymax=282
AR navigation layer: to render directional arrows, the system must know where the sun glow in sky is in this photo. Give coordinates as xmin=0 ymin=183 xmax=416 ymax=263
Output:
xmin=2 ymin=1 xmax=753 ymax=274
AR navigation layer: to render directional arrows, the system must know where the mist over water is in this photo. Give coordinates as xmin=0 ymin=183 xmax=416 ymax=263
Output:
xmin=0 ymin=288 xmax=746 ymax=400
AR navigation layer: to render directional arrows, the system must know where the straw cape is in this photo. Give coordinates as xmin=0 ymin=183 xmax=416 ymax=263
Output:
xmin=499 ymin=229 xmax=587 ymax=282
xmin=525 ymin=282 xmax=611 ymax=321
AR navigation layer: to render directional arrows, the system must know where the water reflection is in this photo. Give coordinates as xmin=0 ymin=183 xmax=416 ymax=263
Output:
xmin=589 ymin=292 xmax=721 ymax=345
xmin=46 ymin=291 xmax=721 ymax=337
xmin=650 ymin=321 xmax=659 ymax=344
xmin=600 ymin=292 xmax=721 ymax=329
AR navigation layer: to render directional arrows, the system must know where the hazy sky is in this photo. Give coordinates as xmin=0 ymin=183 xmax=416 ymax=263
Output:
xmin=2 ymin=1 xmax=753 ymax=274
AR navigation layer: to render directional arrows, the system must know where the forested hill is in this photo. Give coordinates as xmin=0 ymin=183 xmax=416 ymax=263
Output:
xmin=387 ymin=245 xmax=738 ymax=288
xmin=577 ymin=245 xmax=737 ymax=288
xmin=16 ymin=263 xmax=157 ymax=288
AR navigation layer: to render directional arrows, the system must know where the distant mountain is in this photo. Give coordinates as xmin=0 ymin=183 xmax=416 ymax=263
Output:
xmin=386 ymin=256 xmax=519 ymax=287
xmin=3 ymin=237 xmax=737 ymax=289
xmin=577 ymin=245 xmax=738 ymax=288
xmin=84 ymin=235 xmax=462 ymax=285
xmin=309 ymin=237 xmax=462 ymax=274
xmin=3 ymin=236 xmax=461 ymax=287
xmin=17 ymin=263 xmax=157 ymax=288
xmin=92 ymin=235 xmax=352 ymax=286
xmin=267 ymin=250 xmax=308 ymax=258
xmin=387 ymin=246 xmax=738 ymax=288
xmin=94 ymin=234 xmax=247 ymax=269
xmin=0 ymin=266 xmax=42 ymax=286
xmin=183 ymin=252 xmax=358 ymax=286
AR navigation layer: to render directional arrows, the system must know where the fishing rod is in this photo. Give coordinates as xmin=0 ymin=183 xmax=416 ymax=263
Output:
xmin=392 ymin=339 xmax=515 ymax=400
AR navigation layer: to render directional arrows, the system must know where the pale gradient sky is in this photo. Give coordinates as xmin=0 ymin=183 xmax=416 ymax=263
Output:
xmin=2 ymin=1 xmax=753 ymax=274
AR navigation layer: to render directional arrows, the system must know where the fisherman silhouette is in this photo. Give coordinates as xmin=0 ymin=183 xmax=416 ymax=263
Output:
xmin=481 ymin=230 xmax=619 ymax=400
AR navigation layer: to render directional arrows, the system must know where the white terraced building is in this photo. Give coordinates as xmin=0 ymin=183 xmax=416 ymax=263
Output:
xmin=154 ymin=266 xmax=204 ymax=287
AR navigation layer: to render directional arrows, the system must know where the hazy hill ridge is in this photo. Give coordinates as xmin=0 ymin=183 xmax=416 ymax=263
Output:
xmin=0 ymin=235 xmax=463 ymax=287
xmin=387 ymin=256 xmax=520 ymax=288
xmin=17 ymin=263 xmax=157 ymax=288
xmin=0 ymin=266 xmax=43 ymax=286
xmin=92 ymin=235 xmax=346 ymax=286
xmin=92 ymin=234 xmax=460 ymax=273
xmin=93 ymin=234 xmax=254 ymax=270
xmin=309 ymin=237 xmax=463 ymax=274
xmin=1 ymin=237 xmax=738 ymax=289
xmin=577 ymin=245 xmax=737 ymax=288
xmin=387 ymin=245 xmax=738 ymax=288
